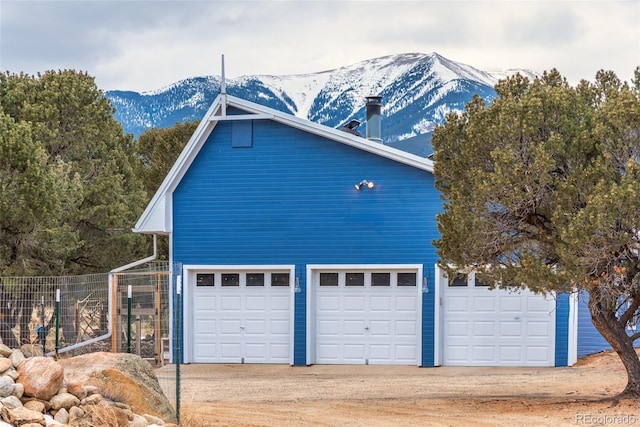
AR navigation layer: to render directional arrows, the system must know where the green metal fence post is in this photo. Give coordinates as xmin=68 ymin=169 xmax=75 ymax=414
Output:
xmin=176 ymin=274 xmax=182 ymax=423
xmin=127 ymin=285 xmax=132 ymax=353
xmin=55 ymin=289 xmax=60 ymax=356
xmin=40 ymin=296 xmax=45 ymax=355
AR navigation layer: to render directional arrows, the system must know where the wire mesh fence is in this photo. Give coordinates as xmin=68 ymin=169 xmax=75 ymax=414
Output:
xmin=0 ymin=260 xmax=182 ymax=419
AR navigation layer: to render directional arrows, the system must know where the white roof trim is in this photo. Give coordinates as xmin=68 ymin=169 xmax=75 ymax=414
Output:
xmin=133 ymin=94 xmax=434 ymax=234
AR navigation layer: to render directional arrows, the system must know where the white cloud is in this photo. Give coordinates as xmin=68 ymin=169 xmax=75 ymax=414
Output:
xmin=1 ymin=0 xmax=638 ymax=92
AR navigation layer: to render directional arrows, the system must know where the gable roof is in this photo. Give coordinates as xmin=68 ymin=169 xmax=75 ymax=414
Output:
xmin=133 ymin=93 xmax=434 ymax=234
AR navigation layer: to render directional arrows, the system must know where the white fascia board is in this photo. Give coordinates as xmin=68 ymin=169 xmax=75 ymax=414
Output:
xmin=133 ymin=96 xmax=224 ymax=234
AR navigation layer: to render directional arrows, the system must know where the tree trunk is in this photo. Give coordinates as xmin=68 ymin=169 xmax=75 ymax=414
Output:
xmin=589 ymin=289 xmax=640 ymax=397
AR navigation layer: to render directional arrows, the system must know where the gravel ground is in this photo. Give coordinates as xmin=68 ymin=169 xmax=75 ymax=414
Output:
xmin=157 ymin=350 xmax=640 ymax=426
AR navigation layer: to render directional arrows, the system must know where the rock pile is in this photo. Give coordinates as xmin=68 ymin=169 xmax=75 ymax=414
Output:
xmin=0 ymin=344 xmax=178 ymax=427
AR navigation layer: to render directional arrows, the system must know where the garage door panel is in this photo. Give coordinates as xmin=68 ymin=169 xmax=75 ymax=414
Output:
xmin=317 ymin=296 xmax=340 ymax=312
xmin=447 ymin=296 xmax=469 ymax=311
xmin=192 ymin=271 xmax=291 ymax=364
xmin=220 ymin=319 xmax=242 ymax=335
xmin=473 ymin=346 xmax=495 ymax=361
xmin=443 ymin=285 xmax=555 ymax=366
xmin=394 ymin=320 xmax=417 ymax=336
xmin=474 ymin=321 xmax=496 ymax=337
xmin=270 ymin=295 xmax=290 ymax=311
xmin=499 ymin=346 xmax=522 ymax=362
xmin=396 ymin=296 xmax=417 ymax=311
xmin=527 ymin=321 xmax=551 ymax=337
xmin=526 ymin=346 xmax=551 ymax=362
xmin=344 ymin=296 xmax=366 ymax=312
xmin=220 ymin=296 xmax=242 ymax=311
xmin=500 ymin=296 xmax=523 ymax=312
xmin=194 ymin=296 xmax=216 ymax=311
xmin=446 ymin=320 xmax=469 ymax=337
xmin=194 ymin=320 xmax=217 ymax=335
xmin=370 ymin=320 xmax=390 ymax=335
xmin=500 ymin=321 xmax=522 ymax=337
xmin=473 ymin=297 xmax=496 ymax=312
xmin=446 ymin=346 xmax=469 ymax=362
xmin=370 ymin=297 xmax=391 ymax=311
xmin=369 ymin=345 xmax=390 ymax=359
xmin=344 ymin=320 xmax=367 ymax=335
xmin=245 ymin=319 xmax=266 ymax=334
xmin=527 ymin=296 xmax=553 ymax=312
xmin=314 ymin=269 xmax=420 ymax=365
xmin=344 ymin=344 xmax=366 ymax=359
xmin=221 ymin=343 xmax=241 ymax=358
xmin=245 ymin=296 xmax=266 ymax=311
xmin=318 ymin=319 xmax=340 ymax=335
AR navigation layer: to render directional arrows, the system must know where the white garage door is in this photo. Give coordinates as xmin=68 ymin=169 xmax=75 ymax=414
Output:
xmin=443 ymin=272 xmax=556 ymax=366
xmin=312 ymin=268 xmax=421 ymax=365
xmin=191 ymin=269 xmax=291 ymax=363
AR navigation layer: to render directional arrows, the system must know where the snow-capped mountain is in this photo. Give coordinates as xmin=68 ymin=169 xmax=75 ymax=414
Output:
xmin=105 ymin=53 xmax=537 ymax=157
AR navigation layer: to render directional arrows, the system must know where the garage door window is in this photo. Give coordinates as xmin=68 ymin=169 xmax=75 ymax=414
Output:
xmin=346 ymin=272 xmax=365 ymax=286
xmin=247 ymin=273 xmax=265 ymax=286
xmin=271 ymin=273 xmax=290 ymax=286
xmin=372 ymin=273 xmax=391 ymax=287
xmin=222 ymin=273 xmax=240 ymax=286
xmin=397 ymin=273 xmax=417 ymax=286
xmin=196 ymin=274 xmax=215 ymax=287
xmin=449 ymin=273 xmax=468 ymax=287
xmin=320 ymin=273 xmax=339 ymax=286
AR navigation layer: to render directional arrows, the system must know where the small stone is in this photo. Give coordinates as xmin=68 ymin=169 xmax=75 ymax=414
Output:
xmin=12 ymin=382 xmax=23 ymax=398
xmin=68 ymin=406 xmax=84 ymax=422
xmin=0 ymin=406 xmax=45 ymax=425
xmin=53 ymin=407 xmax=69 ymax=424
xmin=0 ymin=395 xmax=21 ymax=409
xmin=66 ymin=382 xmax=87 ymax=400
xmin=8 ymin=350 xmax=24 ymax=369
xmin=0 ymin=345 xmax=11 ymax=358
xmin=4 ymin=369 xmax=18 ymax=381
xmin=0 ymin=378 xmax=13 ymax=398
xmin=81 ymin=393 xmax=102 ymax=405
xmin=0 ymin=359 xmax=11 ymax=374
xmin=23 ymin=400 xmax=45 ymax=413
xmin=49 ymin=392 xmax=80 ymax=410
xmin=44 ymin=414 xmax=66 ymax=426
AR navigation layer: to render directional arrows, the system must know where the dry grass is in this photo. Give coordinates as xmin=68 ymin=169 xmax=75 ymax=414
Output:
xmin=177 ymin=404 xmax=212 ymax=427
xmin=69 ymin=405 xmax=130 ymax=427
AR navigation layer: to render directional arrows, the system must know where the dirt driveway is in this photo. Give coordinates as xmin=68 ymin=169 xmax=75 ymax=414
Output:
xmin=158 ymin=351 xmax=640 ymax=427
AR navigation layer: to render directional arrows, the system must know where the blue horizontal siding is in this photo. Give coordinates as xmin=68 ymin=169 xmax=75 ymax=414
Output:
xmin=173 ymin=118 xmax=440 ymax=364
xmin=173 ymin=120 xmax=439 ymax=267
xmin=554 ymin=293 xmax=569 ymax=366
xmin=577 ymin=291 xmax=612 ymax=357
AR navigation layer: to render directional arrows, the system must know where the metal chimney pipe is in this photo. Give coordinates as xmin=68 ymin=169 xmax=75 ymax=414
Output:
xmin=365 ymin=96 xmax=382 ymax=143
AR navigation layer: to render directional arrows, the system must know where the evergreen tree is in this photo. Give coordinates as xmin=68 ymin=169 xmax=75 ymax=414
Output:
xmin=432 ymin=68 xmax=640 ymax=396
xmin=0 ymin=70 xmax=148 ymax=275
xmin=134 ymin=120 xmax=200 ymax=258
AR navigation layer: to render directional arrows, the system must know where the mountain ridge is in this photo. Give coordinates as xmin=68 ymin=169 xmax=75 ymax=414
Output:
xmin=106 ymin=52 xmax=538 ymax=156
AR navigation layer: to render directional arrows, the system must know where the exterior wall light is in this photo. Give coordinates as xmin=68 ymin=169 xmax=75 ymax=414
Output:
xmin=355 ymin=180 xmax=375 ymax=190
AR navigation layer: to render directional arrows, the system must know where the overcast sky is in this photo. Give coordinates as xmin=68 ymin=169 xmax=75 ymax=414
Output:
xmin=1 ymin=0 xmax=639 ymax=92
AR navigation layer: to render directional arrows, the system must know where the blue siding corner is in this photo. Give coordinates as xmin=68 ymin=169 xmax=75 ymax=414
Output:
xmin=294 ymin=265 xmax=307 ymax=365
xmin=554 ymin=293 xmax=570 ymax=366
xmin=421 ymin=267 xmax=436 ymax=366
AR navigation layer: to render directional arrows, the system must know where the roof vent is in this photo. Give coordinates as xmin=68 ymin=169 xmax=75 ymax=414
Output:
xmin=338 ymin=119 xmax=362 ymax=136
xmin=365 ymin=96 xmax=382 ymax=143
